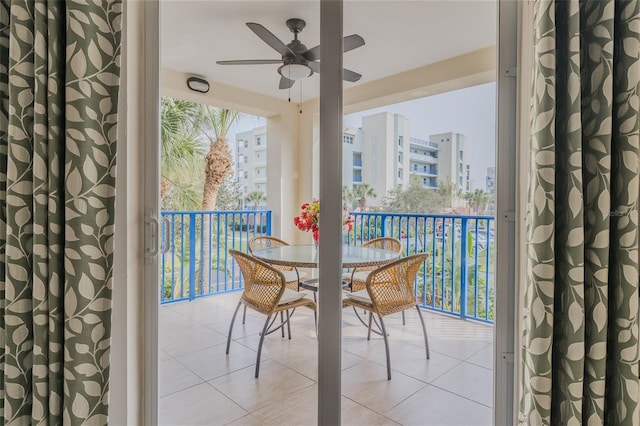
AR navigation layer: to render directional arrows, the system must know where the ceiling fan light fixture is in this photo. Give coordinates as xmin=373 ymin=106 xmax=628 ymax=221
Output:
xmin=187 ymin=76 xmax=210 ymax=93
xmin=278 ymin=63 xmax=312 ymax=80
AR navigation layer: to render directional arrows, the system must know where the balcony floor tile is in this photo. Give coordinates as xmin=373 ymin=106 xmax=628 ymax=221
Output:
xmin=159 ymin=293 xmax=495 ymax=425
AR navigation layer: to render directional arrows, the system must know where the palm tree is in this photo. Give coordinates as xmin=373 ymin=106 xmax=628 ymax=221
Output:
xmin=160 ymin=97 xmax=205 ymax=210
xmin=196 ymin=106 xmax=241 ymax=290
xmin=464 ymin=189 xmax=492 ymax=214
xmin=352 ymin=183 xmax=377 ymax=209
xmin=245 ymin=191 xmax=266 ymax=210
xmin=342 ymin=186 xmax=356 ymax=209
xmin=197 ymin=106 xmax=241 ymax=210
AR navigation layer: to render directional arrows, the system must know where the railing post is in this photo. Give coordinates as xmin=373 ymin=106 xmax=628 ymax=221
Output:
xmin=188 ymin=213 xmax=197 ymax=301
xmin=459 ymin=217 xmax=468 ymax=319
xmin=380 ymin=214 xmax=387 ymax=237
xmin=266 ymin=211 xmax=272 ymax=236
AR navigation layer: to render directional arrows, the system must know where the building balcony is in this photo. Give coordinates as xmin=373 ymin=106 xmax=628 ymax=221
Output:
xmin=413 ymin=169 xmax=438 ymax=177
xmin=410 ymin=137 xmax=439 ymax=150
xmin=410 ymin=153 xmax=438 ymax=164
xmin=158 ymin=210 xmax=495 ymax=425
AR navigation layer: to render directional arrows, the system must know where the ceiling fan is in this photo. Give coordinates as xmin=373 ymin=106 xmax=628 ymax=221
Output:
xmin=216 ymin=18 xmax=365 ymax=89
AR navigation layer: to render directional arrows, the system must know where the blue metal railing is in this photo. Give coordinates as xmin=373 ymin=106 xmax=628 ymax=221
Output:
xmin=159 ymin=209 xmax=495 ymax=323
xmin=160 ymin=210 xmax=271 ymax=304
xmin=346 ymin=212 xmax=495 ymax=323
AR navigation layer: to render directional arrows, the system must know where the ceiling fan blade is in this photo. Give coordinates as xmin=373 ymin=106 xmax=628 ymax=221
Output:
xmin=307 ymin=61 xmax=320 ymax=74
xmin=343 ymin=68 xmax=362 ymax=82
xmin=216 ymin=60 xmax=282 ymax=65
xmin=279 ymin=76 xmax=295 ymax=90
xmin=303 ymin=34 xmax=365 ymax=61
xmin=306 ymin=62 xmax=362 ymax=82
xmin=246 ymin=22 xmax=295 ymax=57
xmin=344 ymin=34 xmax=366 ymax=53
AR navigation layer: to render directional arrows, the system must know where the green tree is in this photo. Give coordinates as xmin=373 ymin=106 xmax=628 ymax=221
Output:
xmin=352 ymin=183 xmax=377 ymax=209
xmin=197 ymin=106 xmax=242 ymax=210
xmin=437 ymin=179 xmax=460 ymax=207
xmin=342 ymin=185 xmax=356 ymax=209
xmin=464 ymin=189 xmax=492 ymax=214
xmin=160 ymin=97 xmax=205 ymax=210
xmin=196 ymin=106 xmax=242 ymax=289
xmin=216 ymin=176 xmax=243 ymax=210
xmin=245 ymin=191 xmax=267 ymax=210
xmin=384 ymin=175 xmax=443 ymax=213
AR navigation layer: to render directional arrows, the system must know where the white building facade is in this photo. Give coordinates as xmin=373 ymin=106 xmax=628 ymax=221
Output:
xmin=236 ymin=118 xmax=471 ymax=208
xmin=431 ymin=132 xmax=468 ymax=192
xmin=235 ymin=126 xmax=268 ymax=208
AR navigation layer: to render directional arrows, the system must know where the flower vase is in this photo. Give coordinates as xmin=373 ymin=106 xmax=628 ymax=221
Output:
xmin=312 ymin=235 xmax=319 ymax=254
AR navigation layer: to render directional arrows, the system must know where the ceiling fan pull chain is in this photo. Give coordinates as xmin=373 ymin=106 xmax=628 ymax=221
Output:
xmin=299 ymin=80 xmax=303 ymax=114
xmin=288 ymin=67 xmax=291 ymax=102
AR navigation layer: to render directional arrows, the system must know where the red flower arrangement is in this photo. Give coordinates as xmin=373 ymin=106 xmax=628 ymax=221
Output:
xmin=294 ymin=200 xmax=320 ymax=242
xmin=293 ymin=200 xmax=354 ymax=243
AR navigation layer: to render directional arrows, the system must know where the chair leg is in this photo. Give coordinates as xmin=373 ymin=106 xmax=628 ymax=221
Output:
xmin=255 ymin=314 xmax=272 ymax=378
xmin=402 ymin=311 xmax=406 ymax=326
xmin=367 ymin=312 xmax=373 ymax=341
xmin=378 ymin=315 xmax=391 ymax=380
xmin=286 ymin=310 xmax=292 ymax=340
xmin=415 ymin=306 xmax=430 ymax=359
xmin=226 ymin=302 xmax=242 ymax=355
xmin=280 ymin=311 xmax=285 ymax=338
xmin=242 ymin=305 xmax=247 ymax=324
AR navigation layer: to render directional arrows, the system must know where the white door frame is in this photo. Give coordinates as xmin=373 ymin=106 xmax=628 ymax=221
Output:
xmin=139 ymin=1 xmax=520 ymax=424
xmin=142 ymin=1 xmax=160 ymax=424
xmin=494 ymin=1 xmax=518 ymax=424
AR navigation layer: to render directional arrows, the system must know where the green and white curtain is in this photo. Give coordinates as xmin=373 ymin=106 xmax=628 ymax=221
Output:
xmin=521 ymin=0 xmax=639 ymax=424
xmin=0 ymin=1 xmax=121 ymax=423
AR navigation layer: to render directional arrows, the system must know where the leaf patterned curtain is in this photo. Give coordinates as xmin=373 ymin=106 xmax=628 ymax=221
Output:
xmin=0 ymin=0 xmax=121 ymax=423
xmin=521 ymin=1 xmax=639 ymax=424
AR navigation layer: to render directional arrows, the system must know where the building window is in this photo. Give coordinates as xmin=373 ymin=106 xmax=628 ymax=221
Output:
xmin=398 ymin=136 xmax=403 ymax=146
xmin=423 ymin=178 xmax=427 ymax=185
xmin=398 ymin=170 xmax=402 ymax=178
xmin=256 ymin=137 xmax=261 ymax=146
xmin=244 ymin=141 xmax=248 ymax=148
xmin=413 ymin=164 xmax=417 ymax=171
xmin=343 ymin=134 xmax=354 ymax=144
xmin=244 ymin=156 xmax=248 ymax=163
xmin=244 ymin=171 xmax=248 ymax=179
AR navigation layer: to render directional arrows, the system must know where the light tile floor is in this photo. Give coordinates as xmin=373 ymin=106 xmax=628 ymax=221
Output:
xmin=159 ymin=292 xmax=494 ymax=426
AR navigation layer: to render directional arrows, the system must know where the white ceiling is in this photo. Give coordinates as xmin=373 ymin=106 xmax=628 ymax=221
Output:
xmin=161 ymin=1 xmax=497 ymax=102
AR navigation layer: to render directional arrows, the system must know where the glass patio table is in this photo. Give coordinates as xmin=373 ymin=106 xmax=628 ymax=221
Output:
xmin=251 ymin=244 xmax=400 ymax=291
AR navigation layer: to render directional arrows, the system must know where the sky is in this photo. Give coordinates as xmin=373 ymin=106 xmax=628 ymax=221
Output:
xmin=229 ymin=81 xmax=497 ymax=190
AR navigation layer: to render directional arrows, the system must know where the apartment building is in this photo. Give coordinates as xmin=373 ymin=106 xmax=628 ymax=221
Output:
xmin=235 ymin=125 xmax=268 ymax=208
xmin=361 ymin=112 xmax=411 ymax=204
xmin=431 ymin=132 xmax=468 ymax=193
xmin=408 ymin=136 xmax=439 ymax=189
xmin=236 ymin=117 xmax=471 ymax=208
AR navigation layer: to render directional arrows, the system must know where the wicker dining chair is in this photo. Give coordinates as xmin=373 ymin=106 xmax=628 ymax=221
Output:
xmin=226 ymin=250 xmax=317 ymax=378
xmin=343 ymin=237 xmax=403 ymax=292
xmin=249 ymin=236 xmax=307 ymax=291
xmin=342 ymin=252 xmax=430 ymax=380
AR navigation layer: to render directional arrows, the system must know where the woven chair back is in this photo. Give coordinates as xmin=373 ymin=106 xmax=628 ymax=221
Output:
xmin=366 ymin=252 xmax=428 ymax=316
xmin=229 ymin=249 xmax=286 ymax=315
xmin=360 ymin=237 xmax=403 ymax=271
xmin=248 ymin=236 xmax=295 ymax=272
